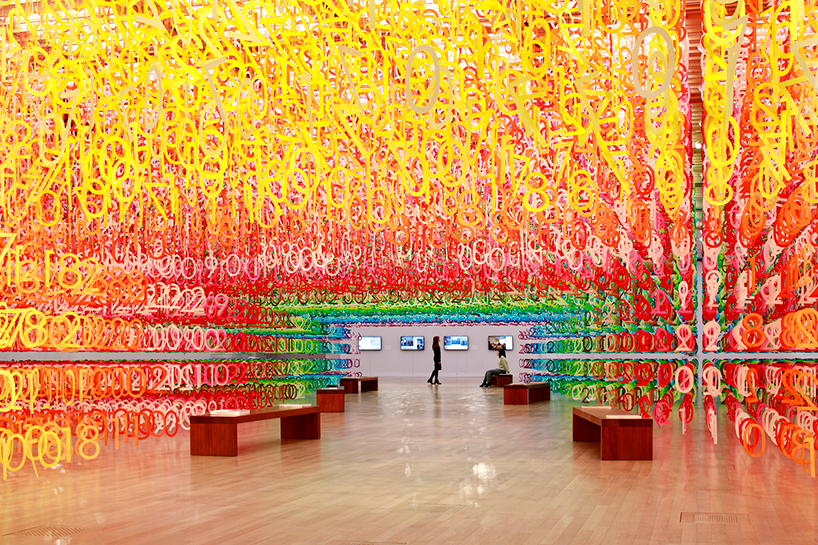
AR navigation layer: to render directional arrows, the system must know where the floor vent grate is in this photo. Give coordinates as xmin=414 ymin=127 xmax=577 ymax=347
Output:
xmin=328 ymin=542 xmax=407 ymax=545
xmin=4 ymin=525 xmax=87 ymax=538
xmin=408 ymin=503 xmax=463 ymax=513
xmin=680 ymin=512 xmax=743 ymax=524
xmin=155 ymin=493 xmax=211 ymax=502
xmin=683 ymin=484 xmax=721 ymax=492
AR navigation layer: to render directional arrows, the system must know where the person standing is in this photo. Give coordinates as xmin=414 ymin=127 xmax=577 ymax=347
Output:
xmin=428 ymin=336 xmax=442 ymax=384
xmin=480 ymin=347 xmax=509 ymax=387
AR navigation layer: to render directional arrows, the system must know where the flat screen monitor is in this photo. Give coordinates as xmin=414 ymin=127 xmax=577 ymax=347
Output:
xmin=358 ymin=336 xmax=382 ymax=351
xmin=400 ymin=336 xmax=425 ymax=351
xmin=488 ymin=335 xmax=514 ymax=351
xmin=443 ymin=335 xmax=469 ymax=351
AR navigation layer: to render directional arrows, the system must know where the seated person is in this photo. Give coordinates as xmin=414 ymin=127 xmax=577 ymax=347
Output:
xmin=480 ymin=347 xmax=509 ymax=387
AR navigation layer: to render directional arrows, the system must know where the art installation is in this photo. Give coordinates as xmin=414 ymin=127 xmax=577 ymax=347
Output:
xmin=520 ymin=358 xmax=696 ymax=429
xmin=0 ymin=0 xmax=814 ymax=479
xmin=700 ymin=0 xmax=818 ymax=352
xmin=0 ymin=357 xmax=351 ymax=478
xmin=703 ymin=359 xmax=816 ymax=476
xmin=0 ymin=0 xmax=693 ymax=348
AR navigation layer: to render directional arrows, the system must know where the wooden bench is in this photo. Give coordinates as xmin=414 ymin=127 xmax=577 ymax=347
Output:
xmin=572 ymin=406 xmax=653 ymax=460
xmin=340 ymin=376 xmax=378 ymax=393
xmin=190 ymin=406 xmax=320 ymax=456
xmin=316 ymin=387 xmax=345 ymax=412
xmin=504 ymin=383 xmax=550 ymax=404
xmin=491 ymin=373 xmax=513 ymax=387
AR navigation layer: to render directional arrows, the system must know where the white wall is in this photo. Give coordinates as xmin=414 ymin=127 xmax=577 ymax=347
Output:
xmin=351 ymin=325 xmax=523 ymax=378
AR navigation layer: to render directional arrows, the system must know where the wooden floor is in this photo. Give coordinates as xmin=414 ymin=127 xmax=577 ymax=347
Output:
xmin=2 ymin=378 xmax=816 ymax=545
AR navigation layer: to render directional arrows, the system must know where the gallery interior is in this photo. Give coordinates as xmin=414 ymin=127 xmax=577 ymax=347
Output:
xmin=0 ymin=0 xmax=817 ymax=542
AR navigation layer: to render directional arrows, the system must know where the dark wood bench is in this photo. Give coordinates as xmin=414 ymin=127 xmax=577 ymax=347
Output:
xmin=491 ymin=373 xmax=513 ymax=387
xmin=504 ymin=383 xmax=550 ymax=404
xmin=340 ymin=376 xmax=378 ymax=393
xmin=316 ymin=387 xmax=345 ymax=412
xmin=573 ymin=406 xmax=653 ymax=460
xmin=190 ymin=406 xmax=320 ymax=456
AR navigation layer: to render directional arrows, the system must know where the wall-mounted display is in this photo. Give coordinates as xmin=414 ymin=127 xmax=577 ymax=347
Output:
xmin=488 ymin=336 xmax=514 ymax=351
xmin=400 ymin=336 xmax=425 ymax=351
xmin=358 ymin=336 xmax=383 ymax=351
xmin=444 ymin=336 xmax=469 ymax=351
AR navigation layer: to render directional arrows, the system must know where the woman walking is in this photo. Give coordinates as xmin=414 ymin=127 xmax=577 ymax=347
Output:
xmin=428 ymin=336 xmax=442 ymax=384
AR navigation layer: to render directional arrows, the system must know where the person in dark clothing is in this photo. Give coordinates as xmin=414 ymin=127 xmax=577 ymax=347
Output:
xmin=480 ymin=347 xmax=509 ymax=387
xmin=428 ymin=336 xmax=442 ymax=384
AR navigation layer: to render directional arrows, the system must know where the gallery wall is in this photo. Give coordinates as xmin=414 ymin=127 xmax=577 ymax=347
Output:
xmin=351 ymin=325 xmax=526 ymax=378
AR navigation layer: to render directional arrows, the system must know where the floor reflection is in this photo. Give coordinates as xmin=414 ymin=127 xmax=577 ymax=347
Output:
xmin=1 ymin=379 xmax=815 ymax=545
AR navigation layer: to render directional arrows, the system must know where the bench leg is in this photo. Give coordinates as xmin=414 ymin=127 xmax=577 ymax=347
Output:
xmin=340 ymin=379 xmax=359 ymax=394
xmin=317 ymin=392 xmax=345 ymax=412
xmin=361 ymin=379 xmax=378 ymax=392
xmin=281 ymin=412 xmax=321 ymax=440
xmin=530 ymin=388 xmax=541 ymax=403
xmin=504 ymin=388 xmax=528 ymax=405
xmin=190 ymin=422 xmax=238 ymax=456
xmin=600 ymin=426 xmax=653 ymax=460
xmin=573 ymin=415 xmax=600 ymax=442
xmin=531 ymin=386 xmax=550 ymax=403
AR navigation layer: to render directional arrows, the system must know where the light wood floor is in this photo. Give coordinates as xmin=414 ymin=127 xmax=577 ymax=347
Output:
xmin=1 ymin=378 xmax=816 ymax=545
